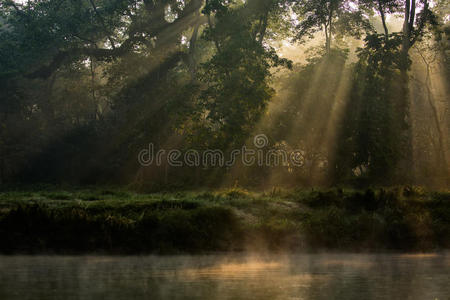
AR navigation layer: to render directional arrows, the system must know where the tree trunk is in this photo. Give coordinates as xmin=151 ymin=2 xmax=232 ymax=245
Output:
xmin=377 ymin=0 xmax=389 ymax=40
xmin=417 ymin=48 xmax=449 ymax=179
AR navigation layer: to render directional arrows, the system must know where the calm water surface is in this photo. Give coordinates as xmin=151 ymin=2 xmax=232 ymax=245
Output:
xmin=0 ymin=253 xmax=448 ymax=299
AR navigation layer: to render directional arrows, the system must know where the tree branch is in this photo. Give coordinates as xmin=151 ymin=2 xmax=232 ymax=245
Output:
xmin=377 ymin=0 xmax=389 ymax=39
xmin=88 ymin=0 xmax=116 ymax=50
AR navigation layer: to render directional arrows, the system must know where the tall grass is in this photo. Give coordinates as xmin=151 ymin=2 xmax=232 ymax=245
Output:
xmin=0 ymin=186 xmax=448 ymax=253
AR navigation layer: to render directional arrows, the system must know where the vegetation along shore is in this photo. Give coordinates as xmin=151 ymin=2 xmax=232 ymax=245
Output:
xmin=0 ymin=186 xmax=448 ymax=254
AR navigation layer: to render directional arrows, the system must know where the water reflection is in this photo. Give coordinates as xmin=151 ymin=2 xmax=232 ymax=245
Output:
xmin=0 ymin=253 xmax=448 ymax=300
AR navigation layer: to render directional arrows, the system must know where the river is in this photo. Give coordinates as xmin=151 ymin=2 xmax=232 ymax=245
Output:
xmin=0 ymin=253 xmax=448 ymax=299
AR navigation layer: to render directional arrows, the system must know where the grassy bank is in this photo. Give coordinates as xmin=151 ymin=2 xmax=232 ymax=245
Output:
xmin=0 ymin=186 xmax=449 ymax=254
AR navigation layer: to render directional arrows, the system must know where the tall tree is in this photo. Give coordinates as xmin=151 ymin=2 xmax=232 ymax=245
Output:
xmin=358 ymin=0 xmax=403 ymax=39
xmin=291 ymin=0 xmax=372 ymax=53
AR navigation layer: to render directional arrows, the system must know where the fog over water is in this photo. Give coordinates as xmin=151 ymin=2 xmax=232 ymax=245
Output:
xmin=0 ymin=253 xmax=448 ymax=299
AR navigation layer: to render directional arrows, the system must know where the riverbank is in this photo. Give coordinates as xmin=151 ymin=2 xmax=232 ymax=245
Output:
xmin=0 ymin=186 xmax=448 ymax=253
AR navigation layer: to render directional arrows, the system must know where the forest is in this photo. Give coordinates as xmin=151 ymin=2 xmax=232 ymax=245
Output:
xmin=0 ymin=0 xmax=448 ymax=190
xmin=0 ymin=0 xmax=449 ymax=258
xmin=1 ymin=4 xmax=450 ymax=300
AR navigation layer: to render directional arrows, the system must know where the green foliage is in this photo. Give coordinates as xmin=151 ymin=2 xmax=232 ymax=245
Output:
xmin=0 ymin=0 xmax=131 ymax=77
xmin=0 ymin=199 xmax=241 ymax=253
xmin=291 ymin=0 xmax=373 ymax=51
xmin=185 ymin=2 xmax=292 ymax=148
xmin=335 ymin=33 xmax=408 ymax=184
xmin=0 ymin=0 xmax=448 ymax=188
xmin=0 ymin=187 xmax=448 ymax=252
